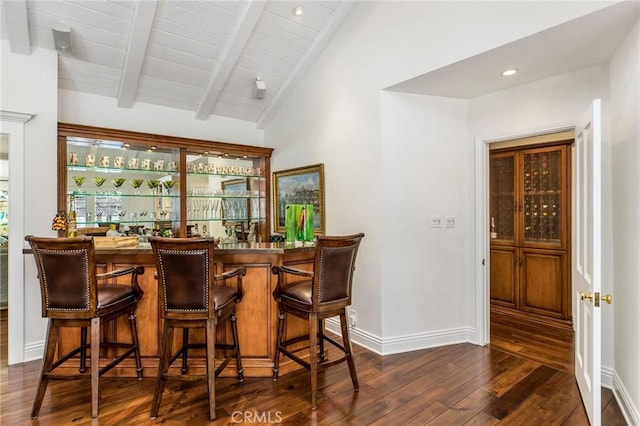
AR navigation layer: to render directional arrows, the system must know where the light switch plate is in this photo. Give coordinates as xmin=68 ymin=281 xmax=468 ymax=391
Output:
xmin=445 ymin=216 xmax=456 ymax=228
xmin=431 ymin=216 xmax=442 ymax=228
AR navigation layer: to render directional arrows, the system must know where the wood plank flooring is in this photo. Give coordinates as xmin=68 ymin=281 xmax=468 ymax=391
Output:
xmin=0 ymin=310 xmax=626 ymax=425
xmin=490 ymin=310 xmax=575 ymax=373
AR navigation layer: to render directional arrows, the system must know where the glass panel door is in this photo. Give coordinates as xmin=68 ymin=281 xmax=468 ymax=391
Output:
xmin=490 ymin=154 xmax=516 ymax=243
xmin=66 ymin=137 xmax=180 ymax=237
xmin=185 ymin=151 xmax=266 ymax=243
xmin=522 ymin=149 xmax=562 ymax=244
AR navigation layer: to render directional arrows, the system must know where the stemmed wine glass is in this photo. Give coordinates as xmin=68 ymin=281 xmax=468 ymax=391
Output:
xmin=72 ymin=176 xmax=85 ymax=193
xmin=92 ymin=177 xmax=106 ymax=194
xmin=111 ymin=178 xmax=126 ymax=195
xmin=130 ymin=179 xmax=144 ymax=195
xmin=162 ymin=180 xmax=176 ymax=195
xmin=147 ymin=179 xmax=160 ymax=195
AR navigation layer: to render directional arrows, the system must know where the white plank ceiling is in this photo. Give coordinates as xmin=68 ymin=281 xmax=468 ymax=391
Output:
xmin=0 ymin=0 xmax=352 ymax=126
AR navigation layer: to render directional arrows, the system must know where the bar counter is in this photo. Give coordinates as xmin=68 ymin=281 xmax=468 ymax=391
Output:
xmin=57 ymin=242 xmax=317 ymax=378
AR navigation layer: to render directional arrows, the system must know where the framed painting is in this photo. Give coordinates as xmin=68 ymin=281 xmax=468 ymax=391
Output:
xmin=273 ymin=164 xmax=325 ymax=235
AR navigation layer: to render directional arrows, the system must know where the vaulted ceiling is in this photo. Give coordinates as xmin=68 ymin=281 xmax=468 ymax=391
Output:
xmin=0 ymin=0 xmax=352 ymax=126
xmin=3 ymin=1 xmax=639 ymax=130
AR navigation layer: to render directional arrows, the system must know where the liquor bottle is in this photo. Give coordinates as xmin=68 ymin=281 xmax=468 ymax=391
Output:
xmin=67 ymin=195 xmax=78 ymax=237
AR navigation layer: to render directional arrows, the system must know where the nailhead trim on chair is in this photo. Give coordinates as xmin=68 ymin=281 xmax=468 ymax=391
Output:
xmin=317 ymin=245 xmax=356 ymax=305
xmin=157 ymin=248 xmax=209 ymax=312
xmin=38 ymin=248 xmax=90 ymax=311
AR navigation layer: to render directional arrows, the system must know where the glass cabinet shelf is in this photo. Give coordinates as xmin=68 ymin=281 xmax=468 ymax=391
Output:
xmin=59 ymin=123 xmax=273 ymax=241
xmin=68 ymin=192 xmax=180 ymax=198
xmin=67 ymin=165 xmax=180 ymax=175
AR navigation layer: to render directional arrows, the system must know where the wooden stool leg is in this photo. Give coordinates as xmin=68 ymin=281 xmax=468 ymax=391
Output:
xmin=79 ymin=327 xmax=88 ymax=373
xmin=309 ymin=313 xmax=319 ymax=411
xmin=90 ymin=317 xmax=101 ymax=418
xmin=340 ymin=312 xmax=359 ymax=391
xmin=206 ymin=319 xmax=216 ymax=421
xmin=128 ymin=310 xmax=144 ymax=379
xmin=229 ymin=310 xmax=244 ymax=381
xmin=31 ymin=320 xmax=59 ymax=419
xmin=318 ymin=319 xmax=325 ymax=362
xmin=151 ymin=323 xmax=174 ymax=419
xmin=272 ymin=309 xmax=286 ymax=380
xmin=181 ymin=329 xmax=189 ymax=374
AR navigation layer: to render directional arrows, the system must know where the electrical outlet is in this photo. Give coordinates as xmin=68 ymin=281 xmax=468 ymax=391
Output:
xmin=445 ymin=216 xmax=456 ymax=228
xmin=431 ymin=216 xmax=442 ymax=228
xmin=349 ymin=310 xmax=357 ymax=327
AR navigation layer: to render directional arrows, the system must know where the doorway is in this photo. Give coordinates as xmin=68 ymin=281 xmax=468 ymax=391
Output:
xmin=0 ymin=135 xmax=7 ymax=366
xmin=486 ymin=130 xmax=575 ymax=373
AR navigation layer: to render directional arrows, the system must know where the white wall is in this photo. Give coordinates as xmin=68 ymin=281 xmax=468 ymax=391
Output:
xmin=609 ymin=18 xmax=640 ymax=424
xmin=264 ymin=1 xmax=612 ymax=352
xmin=380 ymin=92 xmax=473 ymax=349
xmin=59 ymin=90 xmax=263 ymax=147
xmin=1 ymin=40 xmax=59 ymax=361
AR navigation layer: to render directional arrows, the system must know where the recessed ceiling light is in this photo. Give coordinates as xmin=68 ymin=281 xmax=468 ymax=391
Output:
xmin=501 ymin=68 xmax=518 ymax=77
xmin=292 ymin=5 xmax=303 ymax=16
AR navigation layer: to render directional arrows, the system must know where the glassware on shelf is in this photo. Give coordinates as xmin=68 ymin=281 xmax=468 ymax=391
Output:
xmin=111 ymin=178 xmax=126 ymax=194
xmin=71 ymin=176 xmax=85 ymax=193
xmin=224 ymin=225 xmax=238 ymax=244
xmin=92 ymin=177 xmax=107 ymax=193
xmin=162 ymin=180 xmax=176 ymax=195
xmin=130 ymin=179 xmax=144 ymax=195
xmin=147 ymin=179 xmax=160 ymax=195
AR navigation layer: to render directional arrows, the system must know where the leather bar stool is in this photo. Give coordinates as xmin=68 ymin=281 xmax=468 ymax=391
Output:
xmin=25 ymin=235 xmax=145 ymax=418
xmin=149 ymin=237 xmax=246 ymax=421
xmin=271 ymin=233 xmax=364 ymax=410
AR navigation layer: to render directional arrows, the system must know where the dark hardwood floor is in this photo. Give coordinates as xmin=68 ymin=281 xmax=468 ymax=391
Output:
xmin=0 ymin=310 xmax=626 ymax=425
xmin=490 ymin=310 xmax=575 ymax=373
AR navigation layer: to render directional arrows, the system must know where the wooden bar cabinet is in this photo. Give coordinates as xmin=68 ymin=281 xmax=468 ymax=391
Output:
xmin=489 ymin=142 xmax=572 ymax=328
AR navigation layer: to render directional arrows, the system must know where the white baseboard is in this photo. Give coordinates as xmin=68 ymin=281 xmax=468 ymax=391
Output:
xmin=23 ymin=340 xmax=44 ymax=363
xmin=325 ymin=318 xmax=477 ymax=355
xmin=602 ymin=365 xmax=614 ymax=389
xmin=613 ymin=370 xmax=640 ymax=426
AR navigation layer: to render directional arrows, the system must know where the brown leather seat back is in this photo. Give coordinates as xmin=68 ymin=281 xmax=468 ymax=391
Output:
xmin=26 ymin=235 xmax=97 ymax=318
xmin=156 ymin=248 xmax=209 ymax=312
xmin=38 ymin=249 xmax=91 ymax=310
xmin=313 ymin=233 xmax=364 ymax=307
xmin=150 ymin=237 xmax=217 ymax=318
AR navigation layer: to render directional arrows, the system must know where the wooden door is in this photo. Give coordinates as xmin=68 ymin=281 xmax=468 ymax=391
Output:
xmin=489 ymin=247 xmax=518 ymax=309
xmin=519 ymin=248 xmax=568 ymax=320
xmin=490 ymin=141 xmax=571 ymax=324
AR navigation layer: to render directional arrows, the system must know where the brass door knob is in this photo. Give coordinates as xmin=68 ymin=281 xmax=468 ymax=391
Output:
xmin=601 ymin=294 xmax=613 ymax=304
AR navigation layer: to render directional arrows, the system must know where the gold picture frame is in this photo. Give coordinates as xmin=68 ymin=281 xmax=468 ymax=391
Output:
xmin=273 ymin=164 xmax=325 ymax=235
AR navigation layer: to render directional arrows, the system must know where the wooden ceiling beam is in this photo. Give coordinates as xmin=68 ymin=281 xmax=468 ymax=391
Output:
xmin=117 ymin=0 xmax=158 ymax=108
xmin=1 ymin=0 xmax=31 ymax=55
xmin=194 ymin=0 xmax=266 ymax=120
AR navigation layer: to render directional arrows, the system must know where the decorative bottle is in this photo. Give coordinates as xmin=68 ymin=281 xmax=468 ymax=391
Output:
xmin=67 ymin=195 xmax=78 ymax=237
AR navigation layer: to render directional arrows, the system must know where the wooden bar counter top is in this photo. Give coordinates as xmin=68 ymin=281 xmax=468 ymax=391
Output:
xmin=54 ymin=242 xmax=316 ymax=378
